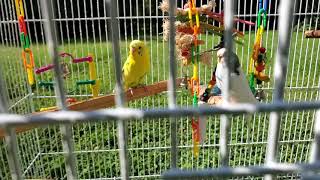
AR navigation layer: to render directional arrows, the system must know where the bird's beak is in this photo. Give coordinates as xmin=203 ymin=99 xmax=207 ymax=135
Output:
xmin=131 ymin=47 xmax=136 ymax=54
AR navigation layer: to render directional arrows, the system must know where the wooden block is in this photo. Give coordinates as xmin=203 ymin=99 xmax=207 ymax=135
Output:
xmin=208 ymin=96 xmax=223 ymax=105
xmin=0 ymin=78 xmax=183 ymax=138
xmin=305 ymin=30 xmax=320 ymax=38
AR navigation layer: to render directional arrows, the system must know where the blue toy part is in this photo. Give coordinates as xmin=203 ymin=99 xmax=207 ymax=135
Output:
xmin=210 ymin=85 xmax=222 ymax=96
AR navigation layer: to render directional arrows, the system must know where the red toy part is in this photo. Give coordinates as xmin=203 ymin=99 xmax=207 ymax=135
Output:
xmin=181 ymin=50 xmax=190 ymax=57
xmin=259 ymin=47 xmax=266 ymax=53
xmin=205 ymin=11 xmax=255 ymax=26
xmin=191 ymin=118 xmax=200 ymax=142
xmin=59 ymin=52 xmax=74 ymax=60
xmin=35 ymin=64 xmax=54 ymax=74
xmin=73 ymin=56 xmax=93 ymax=63
xmin=18 ymin=15 xmax=27 ymax=35
xmin=66 ymin=97 xmax=78 ymax=104
xmin=255 ymin=63 xmax=265 ymax=72
xmin=177 ymin=26 xmax=195 ymax=34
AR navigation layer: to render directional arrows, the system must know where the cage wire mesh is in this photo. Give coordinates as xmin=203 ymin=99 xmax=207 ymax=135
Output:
xmin=0 ymin=0 xmax=320 ymax=179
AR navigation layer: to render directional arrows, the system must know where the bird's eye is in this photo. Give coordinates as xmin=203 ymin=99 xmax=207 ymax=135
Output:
xmin=138 ymin=47 xmax=142 ymax=49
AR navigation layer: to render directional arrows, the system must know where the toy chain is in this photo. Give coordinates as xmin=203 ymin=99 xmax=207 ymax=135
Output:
xmin=14 ymin=0 xmax=35 ymax=87
xmin=188 ymin=0 xmax=201 ymax=158
xmin=249 ymin=0 xmax=270 ymax=100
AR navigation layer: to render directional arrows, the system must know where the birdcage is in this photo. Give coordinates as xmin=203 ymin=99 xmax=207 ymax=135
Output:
xmin=0 ymin=0 xmax=320 ymax=179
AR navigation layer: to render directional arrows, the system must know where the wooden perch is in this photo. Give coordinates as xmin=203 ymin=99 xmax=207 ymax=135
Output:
xmin=0 ymin=78 xmax=183 ymax=138
xmin=305 ymin=30 xmax=320 ymax=38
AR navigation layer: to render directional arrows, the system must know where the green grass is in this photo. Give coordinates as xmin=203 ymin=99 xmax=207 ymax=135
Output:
xmin=0 ymin=32 xmax=319 ymax=179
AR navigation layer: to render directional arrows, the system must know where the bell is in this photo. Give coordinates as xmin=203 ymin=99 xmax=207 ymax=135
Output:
xmin=255 ymin=89 xmax=266 ymax=101
xmin=61 ymin=62 xmax=70 ymax=79
xmin=180 ymin=75 xmax=189 ymax=89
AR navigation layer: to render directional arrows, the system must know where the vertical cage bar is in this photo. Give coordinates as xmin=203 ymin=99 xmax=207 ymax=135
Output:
xmin=265 ymin=0 xmax=295 ymax=179
xmin=0 ymin=68 xmax=22 ymax=180
xmin=107 ymin=0 xmax=125 ymax=107
xmin=168 ymin=0 xmax=177 ymax=169
xmin=39 ymin=0 xmax=77 ymax=179
xmin=4 ymin=128 xmax=23 ymax=180
xmin=309 ymin=75 xmax=320 ymax=165
xmin=310 ymin=111 xmax=320 ymax=161
xmin=219 ymin=0 xmax=235 ymax=167
xmin=106 ymin=0 xmax=129 ymax=179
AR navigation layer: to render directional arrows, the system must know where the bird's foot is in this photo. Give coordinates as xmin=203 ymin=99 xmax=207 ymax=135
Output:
xmin=128 ymin=88 xmax=134 ymax=96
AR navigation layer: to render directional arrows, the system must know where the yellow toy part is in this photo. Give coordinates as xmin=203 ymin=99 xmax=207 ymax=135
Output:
xmin=193 ymin=141 xmax=199 ymax=157
xmin=88 ymin=60 xmax=100 ymax=98
xmin=40 ymin=106 xmax=57 ymax=112
xmin=15 ymin=0 xmax=24 ymax=17
xmin=249 ymin=26 xmax=264 ymax=74
xmin=26 ymin=68 xmax=35 ymax=86
xmin=74 ymin=54 xmax=100 ymax=98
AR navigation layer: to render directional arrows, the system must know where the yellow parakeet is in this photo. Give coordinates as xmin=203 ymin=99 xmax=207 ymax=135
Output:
xmin=122 ymin=40 xmax=150 ymax=90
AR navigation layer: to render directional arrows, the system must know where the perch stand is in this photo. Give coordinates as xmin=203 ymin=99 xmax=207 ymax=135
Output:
xmin=0 ymin=78 xmax=183 ymax=138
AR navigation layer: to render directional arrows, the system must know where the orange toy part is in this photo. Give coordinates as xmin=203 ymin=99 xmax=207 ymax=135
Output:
xmin=22 ymin=48 xmax=35 ymax=69
xmin=192 ymin=118 xmax=200 ymax=142
xmin=177 ymin=26 xmax=197 ymax=34
xmin=191 ymin=118 xmax=200 ymax=157
xmin=189 ymin=77 xmax=200 ymax=96
xmin=254 ymin=71 xmax=270 ymax=82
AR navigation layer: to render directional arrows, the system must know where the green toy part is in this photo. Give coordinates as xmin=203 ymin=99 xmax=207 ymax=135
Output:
xmin=76 ymin=80 xmax=96 ymax=86
xmin=257 ymin=9 xmax=267 ymax=29
xmin=196 ymin=45 xmax=200 ymax=63
xmin=249 ymin=73 xmax=256 ymax=94
xmin=191 ymin=45 xmax=195 ymax=64
xmin=39 ymin=81 xmax=54 ymax=88
xmin=20 ymin=33 xmax=30 ymax=50
xmin=193 ymin=91 xmax=198 ymax=107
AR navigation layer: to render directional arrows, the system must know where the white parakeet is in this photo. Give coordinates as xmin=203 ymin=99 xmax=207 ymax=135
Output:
xmin=215 ymin=48 xmax=257 ymax=104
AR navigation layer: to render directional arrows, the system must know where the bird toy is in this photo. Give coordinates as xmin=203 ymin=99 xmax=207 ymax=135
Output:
xmin=73 ymin=54 xmax=100 ymax=98
xmin=35 ymin=53 xmax=100 ymax=111
xmin=159 ymin=0 xmax=255 ymax=67
xmin=187 ymin=0 xmax=202 ymax=158
xmin=249 ymin=5 xmax=270 ymax=101
xmin=14 ymin=0 xmax=35 ymax=87
xmin=35 ymin=52 xmax=74 ymax=89
xmin=159 ymin=0 xmax=256 ymax=158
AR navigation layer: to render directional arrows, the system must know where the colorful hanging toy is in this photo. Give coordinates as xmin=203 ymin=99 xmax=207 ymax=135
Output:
xmin=15 ymin=0 xmax=35 ymax=87
xmin=160 ymin=0 xmax=255 ymax=158
xmin=160 ymin=0 xmax=254 ymax=67
xmin=187 ymin=0 xmax=202 ymax=158
xmin=249 ymin=0 xmax=270 ymax=101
